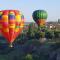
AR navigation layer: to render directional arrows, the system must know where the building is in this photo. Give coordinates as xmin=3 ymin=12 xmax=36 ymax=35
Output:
xmin=46 ymin=22 xmax=60 ymax=30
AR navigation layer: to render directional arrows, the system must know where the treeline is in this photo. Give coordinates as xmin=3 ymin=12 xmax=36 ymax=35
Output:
xmin=15 ymin=23 xmax=60 ymax=44
xmin=22 ymin=23 xmax=60 ymax=39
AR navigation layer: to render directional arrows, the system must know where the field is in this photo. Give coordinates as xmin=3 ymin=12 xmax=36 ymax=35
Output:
xmin=0 ymin=38 xmax=60 ymax=60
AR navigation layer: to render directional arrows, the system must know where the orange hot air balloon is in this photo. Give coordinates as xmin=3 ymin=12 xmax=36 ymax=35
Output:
xmin=0 ymin=10 xmax=24 ymax=47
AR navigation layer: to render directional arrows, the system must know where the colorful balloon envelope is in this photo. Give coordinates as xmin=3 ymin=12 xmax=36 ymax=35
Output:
xmin=32 ymin=10 xmax=48 ymax=27
xmin=0 ymin=10 xmax=24 ymax=47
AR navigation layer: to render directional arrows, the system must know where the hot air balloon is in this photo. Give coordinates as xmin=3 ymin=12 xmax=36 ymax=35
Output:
xmin=32 ymin=10 xmax=48 ymax=29
xmin=0 ymin=10 xmax=24 ymax=47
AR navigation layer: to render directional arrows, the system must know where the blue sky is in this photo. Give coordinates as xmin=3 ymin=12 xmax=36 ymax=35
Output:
xmin=0 ymin=0 xmax=60 ymax=22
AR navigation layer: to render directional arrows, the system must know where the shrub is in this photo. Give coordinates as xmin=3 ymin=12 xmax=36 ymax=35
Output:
xmin=45 ymin=30 xmax=54 ymax=39
xmin=25 ymin=54 xmax=33 ymax=60
xmin=54 ymin=30 xmax=60 ymax=38
xmin=40 ymin=32 xmax=45 ymax=38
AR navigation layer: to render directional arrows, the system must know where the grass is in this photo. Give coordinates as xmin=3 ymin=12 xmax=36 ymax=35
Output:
xmin=0 ymin=38 xmax=60 ymax=60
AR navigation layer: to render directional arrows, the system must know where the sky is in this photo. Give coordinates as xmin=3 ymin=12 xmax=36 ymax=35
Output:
xmin=0 ymin=0 xmax=60 ymax=22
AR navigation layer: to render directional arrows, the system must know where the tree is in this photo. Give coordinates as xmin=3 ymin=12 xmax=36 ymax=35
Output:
xmin=27 ymin=23 xmax=36 ymax=39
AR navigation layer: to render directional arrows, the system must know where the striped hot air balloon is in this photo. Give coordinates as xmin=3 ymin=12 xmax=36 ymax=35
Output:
xmin=0 ymin=10 xmax=24 ymax=47
xmin=32 ymin=10 xmax=48 ymax=27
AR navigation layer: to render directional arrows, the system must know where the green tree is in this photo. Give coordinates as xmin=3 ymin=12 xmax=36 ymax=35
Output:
xmin=27 ymin=23 xmax=35 ymax=39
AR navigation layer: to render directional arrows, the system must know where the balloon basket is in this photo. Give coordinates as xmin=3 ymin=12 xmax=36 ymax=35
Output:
xmin=9 ymin=43 xmax=13 ymax=48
